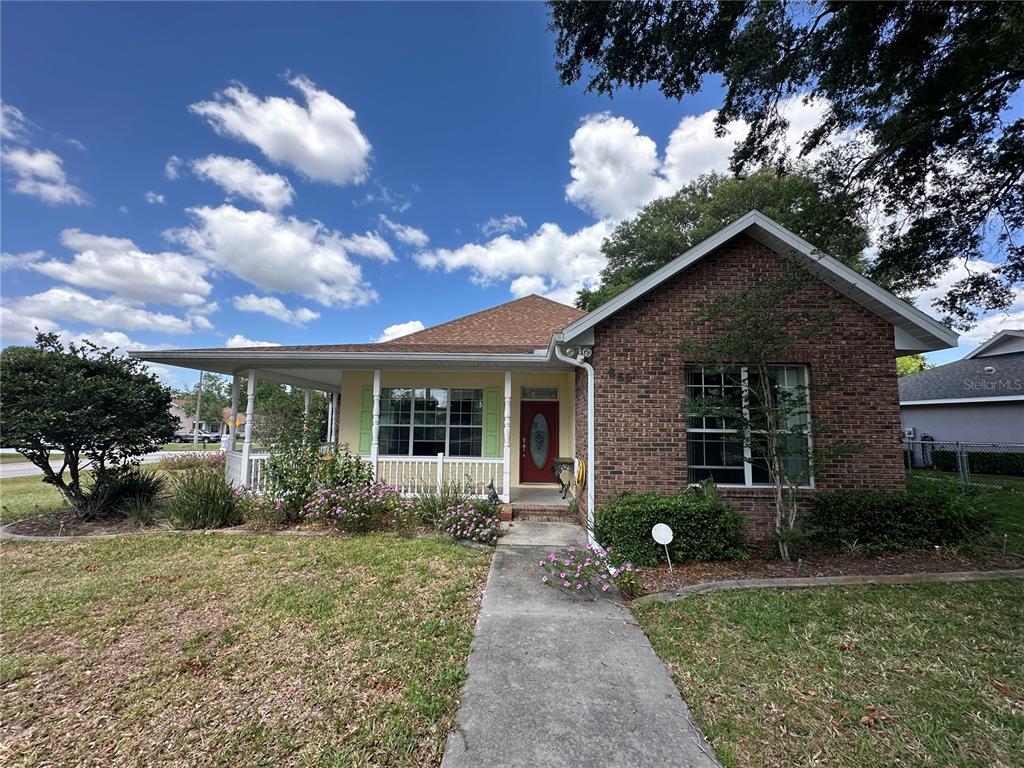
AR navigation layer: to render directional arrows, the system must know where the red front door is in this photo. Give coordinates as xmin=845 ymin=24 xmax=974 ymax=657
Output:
xmin=520 ymin=401 xmax=558 ymax=483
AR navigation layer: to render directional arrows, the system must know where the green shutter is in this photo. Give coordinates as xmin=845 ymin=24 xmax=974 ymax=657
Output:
xmin=483 ymin=388 xmax=500 ymax=457
xmin=358 ymin=386 xmax=373 ymax=455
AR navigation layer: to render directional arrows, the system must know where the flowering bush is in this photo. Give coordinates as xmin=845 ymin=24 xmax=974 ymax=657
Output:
xmin=538 ymin=543 xmax=638 ymax=599
xmin=236 ymin=488 xmax=290 ymax=528
xmin=300 ymin=482 xmax=404 ymax=532
xmin=158 ymin=451 xmax=226 ymax=473
xmin=441 ymin=500 xmax=500 ymax=545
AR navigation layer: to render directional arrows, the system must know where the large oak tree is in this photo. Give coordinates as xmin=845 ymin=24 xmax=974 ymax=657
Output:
xmin=550 ymin=1 xmax=1023 ymax=327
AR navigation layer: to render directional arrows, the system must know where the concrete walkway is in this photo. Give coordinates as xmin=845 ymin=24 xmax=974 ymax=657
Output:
xmin=442 ymin=521 xmax=720 ymax=768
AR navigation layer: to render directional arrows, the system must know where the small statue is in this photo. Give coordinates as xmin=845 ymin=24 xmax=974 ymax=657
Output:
xmin=485 ymin=480 xmax=500 ymax=506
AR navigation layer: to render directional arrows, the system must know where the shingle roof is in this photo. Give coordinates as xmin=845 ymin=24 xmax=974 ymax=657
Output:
xmin=185 ymin=295 xmax=586 ymax=354
xmin=899 ymin=351 xmax=1024 ymax=402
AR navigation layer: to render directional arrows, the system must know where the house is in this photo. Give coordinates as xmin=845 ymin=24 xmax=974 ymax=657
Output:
xmin=169 ymin=398 xmax=211 ymax=433
xmin=900 ymin=329 xmax=1024 ymax=444
xmin=133 ymin=211 xmax=958 ymax=542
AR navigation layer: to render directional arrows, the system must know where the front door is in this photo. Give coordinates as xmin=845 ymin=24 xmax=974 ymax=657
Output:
xmin=520 ymin=401 xmax=558 ymax=483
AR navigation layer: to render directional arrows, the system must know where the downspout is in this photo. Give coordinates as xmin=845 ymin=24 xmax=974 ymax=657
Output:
xmin=553 ymin=344 xmax=596 ymax=545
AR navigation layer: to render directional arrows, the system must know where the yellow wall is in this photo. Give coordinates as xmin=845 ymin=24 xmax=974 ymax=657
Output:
xmin=336 ymin=369 xmax=575 ymax=488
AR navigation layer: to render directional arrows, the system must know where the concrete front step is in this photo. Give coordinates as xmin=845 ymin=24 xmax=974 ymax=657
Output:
xmin=510 ymin=505 xmax=577 ymax=523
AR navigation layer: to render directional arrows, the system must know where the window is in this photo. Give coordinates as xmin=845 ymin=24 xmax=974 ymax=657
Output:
xmin=684 ymin=365 xmax=811 ymax=487
xmin=521 ymin=386 xmax=558 ymax=400
xmin=379 ymin=387 xmax=484 ymax=457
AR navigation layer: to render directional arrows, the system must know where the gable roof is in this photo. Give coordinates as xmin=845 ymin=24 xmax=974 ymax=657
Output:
xmin=558 ymin=210 xmax=958 ymax=355
xmin=964 ymin=329 xmax=1024 ymax=359
xmin=899 ymin=351 xmax=1024 ymax=404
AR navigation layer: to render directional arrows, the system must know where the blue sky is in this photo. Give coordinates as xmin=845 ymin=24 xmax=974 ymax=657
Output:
xmin=1 ymin=2 xmax=1017 ymax=387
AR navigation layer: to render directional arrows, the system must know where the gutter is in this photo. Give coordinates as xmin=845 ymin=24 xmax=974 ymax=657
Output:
xmin=552 ymin=344 xmax=596 ymax=546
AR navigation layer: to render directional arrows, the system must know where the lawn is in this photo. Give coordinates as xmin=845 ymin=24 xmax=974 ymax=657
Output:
xmin=0 ymin=454 xmax=63 ymax=465
xmin=635 ymin=580 xmax=1024 ymax=768
xmin=0 ymin=475 xmax=69 ymax=524
xmin=0 ymin=533 xmax=489 ymax=767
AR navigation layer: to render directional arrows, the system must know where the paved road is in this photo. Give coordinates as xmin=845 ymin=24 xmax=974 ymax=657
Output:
xmin=1 ymin=451 xmax=180 ymax=480
xmin=442 ymin=521 xmax=720 ymax=768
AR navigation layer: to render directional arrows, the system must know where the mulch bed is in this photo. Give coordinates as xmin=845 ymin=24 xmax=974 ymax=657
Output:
xmin=640 ymin=547 xmax=1024 ymax=595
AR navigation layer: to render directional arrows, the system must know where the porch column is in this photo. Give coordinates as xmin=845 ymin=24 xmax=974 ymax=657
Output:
xmin=334 ymin=371 xmax=343 ymax=445
xmin=227 ymin=374 xmax=240 ymax=450
xmin=370 ymin=369 xmax=381 ymax=475
xmin=240 ymin=370 xmax=257 ymax=485
xmin=502 ymin=370 xmax=511 ymax=502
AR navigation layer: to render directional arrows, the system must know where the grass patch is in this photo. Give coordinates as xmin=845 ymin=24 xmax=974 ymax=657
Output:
xmin=1 ymin=453 xmax=64 ymax=465
xmin=0 ymin=533 xmax=489 ymax=766
xmin=635 ymin=581 xmax=1024 ymax=768
xmin=0 ymin=475 xmax=69 ymax=524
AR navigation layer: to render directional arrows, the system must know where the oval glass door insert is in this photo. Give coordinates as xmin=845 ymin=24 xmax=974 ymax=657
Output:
xmin=529 ymin=413 xmax=549 ymax=470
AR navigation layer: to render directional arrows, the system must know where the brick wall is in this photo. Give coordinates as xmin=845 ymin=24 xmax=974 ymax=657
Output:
xmin=575 ymin=233 xmax=906 ymax=544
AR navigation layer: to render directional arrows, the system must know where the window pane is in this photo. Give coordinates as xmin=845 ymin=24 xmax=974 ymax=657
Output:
xmin=450 ymin=389 xmax=483 ymax=426
xmin=380 ymin=388 xmax=412 ymax=425
xmin=380 ymin=425 xmax=409 ymax=456
xmin=414 ymin=388 xmax=447 ymax=425
xmin=449 ymin=427 xmax=482 ymax=457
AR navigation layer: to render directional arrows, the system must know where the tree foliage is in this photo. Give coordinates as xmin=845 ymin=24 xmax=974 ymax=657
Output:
xmin=177 ymin=372 xmax=230 ymax=431
xmin=550 ymin=1 xmax=1024 ymax=326
xmin=896 ymin=354 xmax=929 ymax=377
xmin=0 ymin=333 xmax=176 ymax=518
xmin=577 ymin=167 xmax=869 ymax=310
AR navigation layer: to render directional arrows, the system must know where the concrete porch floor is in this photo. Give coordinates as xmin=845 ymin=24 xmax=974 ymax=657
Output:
xmin=510 ymin=485 xmax=568 ymax=506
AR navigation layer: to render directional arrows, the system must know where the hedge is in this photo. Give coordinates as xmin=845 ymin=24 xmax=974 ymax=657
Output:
xmin=928 ymin=449 xmax=1024 ymax=477
xmin=594 ymin=490 xmax=746 ymax=566
xmin=805 ymin=486 xmax=991 ymax=552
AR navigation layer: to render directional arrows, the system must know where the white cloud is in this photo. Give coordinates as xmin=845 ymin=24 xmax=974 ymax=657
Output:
xmin=145 ymin=190 xmax=165 ymax=204
xmin=165 ymin=155 xmax=183 ymax=180
xmin=119 ymin=205 xmax=129 ymax=214
xmin=661 ymin=111 xmax=748 ymax=189
xmin=337 ymin=231 xmax=395 ymax=263
xmin=416 ymin=220 xmax=611 ymax=306
xmin=376 ymin=320 xmax=425 ymax=342
xmin=190 ymin=75 xmax=371 ymax=185
xmin=167 ymin=204 xmax=376 ymax=307
xmin=191 ymin=154 xmax=294 ymax=211
xmin=0 ymin=250 xmax=44 ymax=270
xmin=509 ymin=274 xmax=550 ymax=297
xmin=1 ymin=146 xmax=87 ymax=205
xmin=378 ymin=214 xmax=429 ymax=247
xmin=482 ymin=214 xmax=527 ymax=237
xmin=225 ymin=334 xmax=281 ymax=348
xmin=233 ymin=294 xmax=320 ymax=326
xmin=11 ymin=288 xmax=203 ymax=335
xmin=32 ymin=229 xmax=213 ymax=307
xmin=1 ymin=104 xmax=31 ymax=143
xmin=565 ymin=113 xmax=668 ymax=220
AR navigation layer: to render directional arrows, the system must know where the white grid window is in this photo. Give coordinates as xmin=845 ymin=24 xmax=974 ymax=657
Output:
xmin=379 ymin=387 xmax=484 ymax=457
xmin=685 ymin=365 xmax=811 ymax=487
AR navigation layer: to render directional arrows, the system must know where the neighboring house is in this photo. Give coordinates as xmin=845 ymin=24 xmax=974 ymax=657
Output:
xmin=133 ymin=211 xmax=958 ymax=542
xmin=900 ymin=329 xmax=1024 ymax=444
xmin=169 ymin=398 xmax=212 ymax=433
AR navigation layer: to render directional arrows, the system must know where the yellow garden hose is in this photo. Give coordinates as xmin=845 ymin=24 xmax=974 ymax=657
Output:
xmin=575 ymin=458 xmax=587 ymax=490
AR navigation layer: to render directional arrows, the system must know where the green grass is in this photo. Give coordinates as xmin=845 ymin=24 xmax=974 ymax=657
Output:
xmin=0 ymin=475 xmax=69 ymax=524
xmin=0 ymin=533 xmax=490 ymax=767
xmin=635 ymin=581 xmax=1024 ymax=768
xmin=1 ymin=454 xmax=64 ymax=465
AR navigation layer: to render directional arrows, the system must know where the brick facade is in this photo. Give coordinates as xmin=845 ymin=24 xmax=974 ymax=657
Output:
xmin=575 ymin=233 xmax=906 ymax=544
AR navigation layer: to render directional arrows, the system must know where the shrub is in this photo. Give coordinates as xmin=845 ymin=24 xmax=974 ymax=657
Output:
xmin=593 ymin=490 xmax=747 ymax=566
xmin=538 ymin=543 xmax=638 ymax=599
xmin=300 ymin=483 xmax=404 ymax=532
xmin=414 ymin=479 xmax=475 ymax=526
xmin=441 ymin=500 xmax=501 ymax=545
xmin=317 ymin=446 xmax=375 ymax=489
xmin=929 ymin=449 xmax=1024 ymax=477
xmin=263 ymin=438 xmax=322 ymax=521
xmin=166 ymin=469 xmax=242 ymax=529
xmin=87 ymin=468 xmax=166 ymax=517
xmin=121 ymin=496 xmax=157 ymax=526
xmin=158 ymin=451 xmax=226 ymax=473
xmin=236 ymin=489 xmax=290 ymax=529
xmin=806 ymin=486 xmax=992 ymax=552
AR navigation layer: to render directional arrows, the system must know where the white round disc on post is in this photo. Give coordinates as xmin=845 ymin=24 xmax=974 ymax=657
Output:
xmin=652 ymin=523 xmax=674 ymax=546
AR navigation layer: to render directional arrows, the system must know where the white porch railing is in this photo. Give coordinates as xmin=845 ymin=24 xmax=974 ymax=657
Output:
xmin=377 ymin=454 xmax=504 ymax=498
xmin=224 ymin=450 xmax=504 ymax=500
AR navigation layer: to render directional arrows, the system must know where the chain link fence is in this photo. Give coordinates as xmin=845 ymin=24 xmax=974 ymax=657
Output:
xmin=904 ymin=439 xmax=1024 ymax=492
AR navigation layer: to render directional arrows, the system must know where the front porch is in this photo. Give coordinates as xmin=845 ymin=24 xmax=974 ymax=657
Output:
xmin=220 ymin=365 xmax=577 ymax=505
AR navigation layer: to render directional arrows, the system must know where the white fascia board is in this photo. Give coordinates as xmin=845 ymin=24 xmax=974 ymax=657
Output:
xmin=964 ymin=330 xmax=1024 ymax=359
xmin=559 ymin=210 xmax=959 ymax=353
xmin=901 ymin=395 xmax=1024 ymax=405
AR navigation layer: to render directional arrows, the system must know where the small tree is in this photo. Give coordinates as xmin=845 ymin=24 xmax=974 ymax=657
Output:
xmin=178 ymin=372 xmax=230 ymax=432
xmin=0 ymin=333 xmax=176 ymax=519
xmin=681 ymin=274 xmax=859 ymax=560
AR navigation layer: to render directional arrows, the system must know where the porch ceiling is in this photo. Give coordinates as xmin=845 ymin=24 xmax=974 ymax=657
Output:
xmin=131 ymin=349 xmax=574 ymax=391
